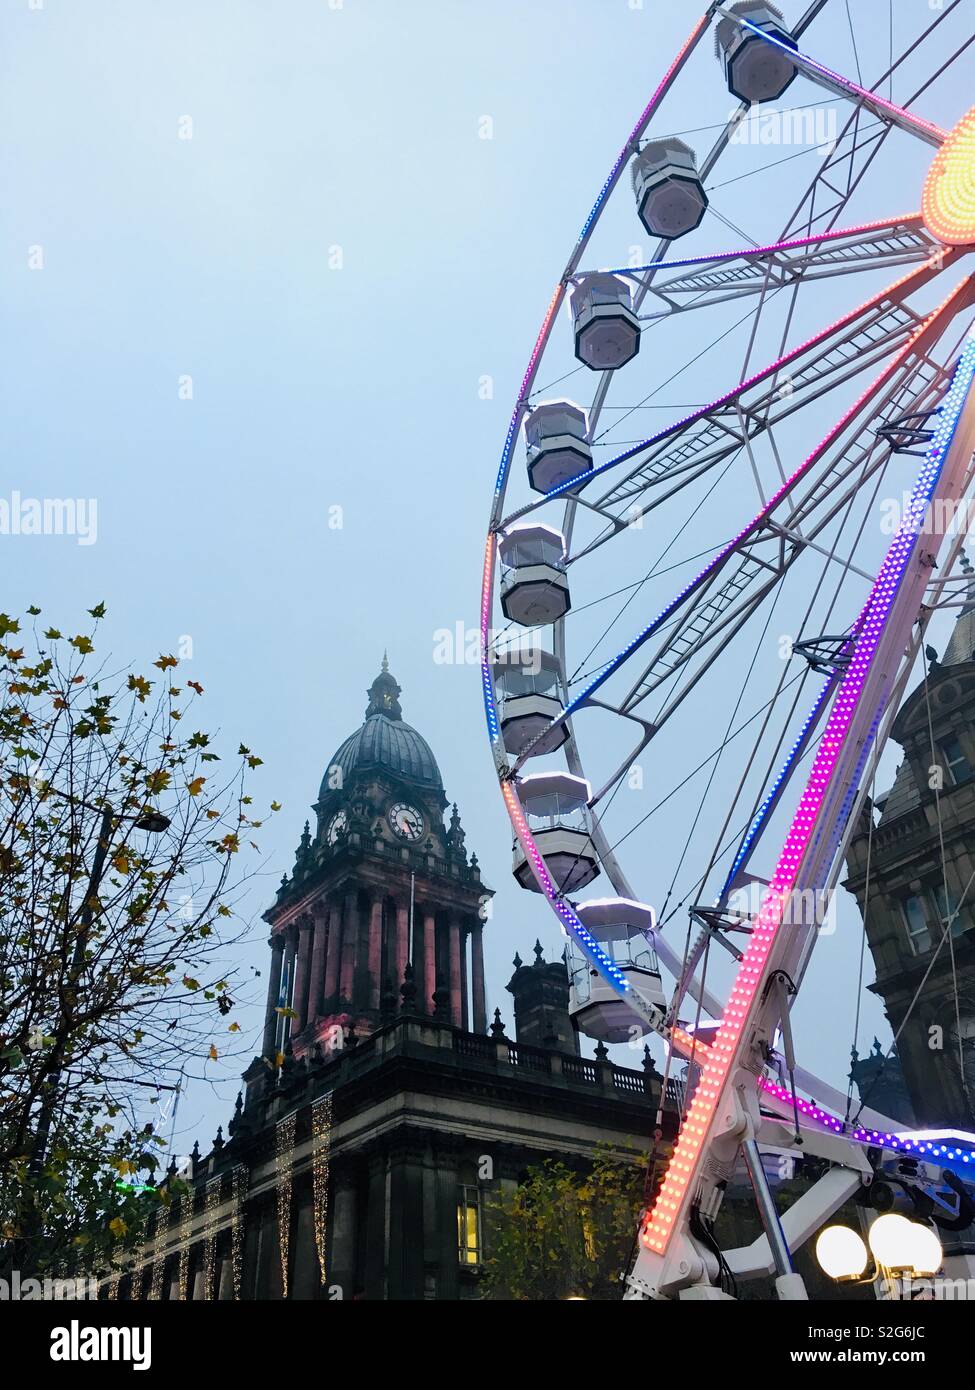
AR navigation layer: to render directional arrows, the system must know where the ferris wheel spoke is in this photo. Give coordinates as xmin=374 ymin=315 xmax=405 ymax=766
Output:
xmin=505 ymin=278 xmax=971 ymax=781
xmin=603 ymin=341 xmax=958 ymax=723
xmin=715 ymin=4 xmax=947 ymax=148
xmin=591 ymin=295 xmax=930 ymax=512
xmin=584 ymin=217 xmax=939 ymax=326
xmin=550 ymin=267 xmax=948 ymax=567
xmin=511 ymin=250 xmax=951 ymax=530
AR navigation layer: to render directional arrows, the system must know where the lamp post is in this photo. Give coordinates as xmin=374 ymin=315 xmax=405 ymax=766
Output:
xmin=28 ymin=796 xmax=170 ymax=1179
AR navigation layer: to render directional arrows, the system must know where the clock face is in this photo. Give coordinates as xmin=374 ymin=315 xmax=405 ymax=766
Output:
xmin=388 ymin=802 xmax=423 ymax=842
xmin=326 ymin=810 xmax=348 ymax=846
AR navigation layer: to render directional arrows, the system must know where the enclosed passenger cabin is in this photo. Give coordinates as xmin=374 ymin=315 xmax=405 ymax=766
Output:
xmin=499 ymin=523 xmax=570 ymax=627
xmin=715 ymin=2 xmax=797 ymax=104
xmin=631 ymin=138 xmax=707 ymax=240
xmin=567 ymin=898 xmax=666 ymax=1042
xmin=493 ymin=648 xmax=568 ymax=759
xmin=512 ymin=771 xmax=600 ymax=893
xmin=570 ymin=273 xmax=641 ymax=372
xmin=525 ymin=401 xmax=592 ymax=494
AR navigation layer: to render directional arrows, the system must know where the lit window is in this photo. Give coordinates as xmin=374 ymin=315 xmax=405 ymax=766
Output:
xmin=941 ymin=736 xmax=973 ymax=786
xmin=901 ymin=895 xmax=931 ymax=955
xmin=457 ymin=1185 xmax=481 ymax=1265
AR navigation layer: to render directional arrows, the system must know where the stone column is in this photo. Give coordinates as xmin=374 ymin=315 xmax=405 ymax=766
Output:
xmin=291 ymin=916 xmax=314 ymax=1034
xmin=386 ymin=1138 xmax=427 ymax=1299
xmin=283 ymin=928 xmax=298 ymax=1047
xmin=262 ymin=932 xmax=286 ymax=1059
xmin=322 ymin=899 xmax=342 ymax=1011
xmin=329 ymin=1165 xmax=358 ymax=1301
xmin=339 ymin=891 xmax=358 ymax=1006
xmin=364 ymin=1149 xmax=389 ymax=1300
xmin=460 ymin=925 xmax=469 ymax=1031
xmin=449 ymin=919 xmax=463 ymax=1027
xmin=471 ymin=920 xmax=487 ymax=1033
xmin=433 ymin=1141 xmax=461 ymax=1299
xmin=395 ymin=901 xmax=410 ymax=985
xmin=367 ymin=896 xmax=383 ymax=1010
xmin=307 ymin=905 xmax=329 ymax=1028
xmin=423 ymin=910 xmax=437 ymax=1015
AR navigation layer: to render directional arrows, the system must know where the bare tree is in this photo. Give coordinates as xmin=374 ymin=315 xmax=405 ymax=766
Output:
xmin=0 ymin=605 xmax=277 ymax=1274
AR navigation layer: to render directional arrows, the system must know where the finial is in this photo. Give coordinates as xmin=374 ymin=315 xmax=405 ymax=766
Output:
xmin=512 ymin=950 xmax=523 ymax=970
xmin=533 ymin=939 xmax=545 ymax=965
xmin=594 ymin=1040 xmax=609 ymax=1061
xmin=382 ymin=650 xmax=389 ymax=673
xmin=489 ymin=1007 xmax=507 ymax=1039
xmin=433 ymin=973 xmax=451 ymax=1022
xmin=400 ymin=960 xmax=418 ymax=1014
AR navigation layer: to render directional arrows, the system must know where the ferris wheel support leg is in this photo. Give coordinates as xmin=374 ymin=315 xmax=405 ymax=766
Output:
xmin=741 ymin=1139 xmax=808 ymax=1300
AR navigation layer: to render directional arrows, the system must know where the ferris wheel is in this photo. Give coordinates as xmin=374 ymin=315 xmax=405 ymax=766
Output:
xmin=480 ymin=1 xmax=975 ymax=1299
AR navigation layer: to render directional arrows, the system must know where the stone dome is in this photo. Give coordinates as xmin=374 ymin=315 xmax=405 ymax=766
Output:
xmin=320 ymin=657 xmax=443 ymax=799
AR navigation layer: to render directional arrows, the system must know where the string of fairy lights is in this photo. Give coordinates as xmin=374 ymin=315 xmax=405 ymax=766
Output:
xmin=231 ymin=1164 xmax=248 ymax=1300
xmin=203 ymin=1176 xmax=222 ymax=1300
xmin=110 ymin=1093 xmax=330 ymax=1301
xmin=276 ymin=1113 xmax=297 ymax=1298
xmin=312 ymin=1093 xmax=333 ymax=1284
xmin=177 ymin=1191 xmax=193 ymax=1299
xmin=148 ymin=1202 xmax=169 ymax=1301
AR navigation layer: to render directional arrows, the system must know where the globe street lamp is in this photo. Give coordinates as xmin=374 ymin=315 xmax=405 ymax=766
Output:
xmin=815 ymin=1215 xmax=943 ymax=1295
xmin=814 ymin=1225 xmax=869 ymax=1282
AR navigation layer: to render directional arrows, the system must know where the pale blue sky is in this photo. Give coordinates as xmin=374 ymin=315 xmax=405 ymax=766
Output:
xmin=3 ymin=0 xmax=973 ymax=1151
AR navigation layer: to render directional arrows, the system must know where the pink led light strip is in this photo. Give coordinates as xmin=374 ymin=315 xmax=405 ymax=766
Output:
xmin=592 ymin=212 xmax=926 ymax=281
xmin=643 ymin=289 xmax=975 ymax=1257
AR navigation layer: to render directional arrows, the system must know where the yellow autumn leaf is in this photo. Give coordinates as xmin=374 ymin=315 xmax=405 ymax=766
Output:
xmin=109 ymin=1217 xmax=127 ymax=1238
xmin=187 ymin=776 xmax=206 ymax=797
xmin=208 ymin=1044 xmax=218 ymax=1061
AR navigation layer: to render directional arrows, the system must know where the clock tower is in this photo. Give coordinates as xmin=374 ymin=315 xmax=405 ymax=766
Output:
xmin=260 ymin=658 xmax=490 ymax=1061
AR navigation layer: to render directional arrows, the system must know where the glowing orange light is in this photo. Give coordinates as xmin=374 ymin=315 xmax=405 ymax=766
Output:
xmin=923 ymin=106 xmax=975 ymax=246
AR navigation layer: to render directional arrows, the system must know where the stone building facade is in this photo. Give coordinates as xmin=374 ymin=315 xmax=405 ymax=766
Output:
xmin=844 ymin=596 xmax=975 ymax=1129
xmin=113 ymin=660 xmax=675 ymax=1301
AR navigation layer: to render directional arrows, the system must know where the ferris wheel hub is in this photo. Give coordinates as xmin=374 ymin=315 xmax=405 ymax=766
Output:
xmin=923 ymin=106 xmax=975 ymax=247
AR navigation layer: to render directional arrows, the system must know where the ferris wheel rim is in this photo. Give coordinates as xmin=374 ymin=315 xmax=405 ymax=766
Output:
xmin=481 ymin=1 xmax=975 ymax=1075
